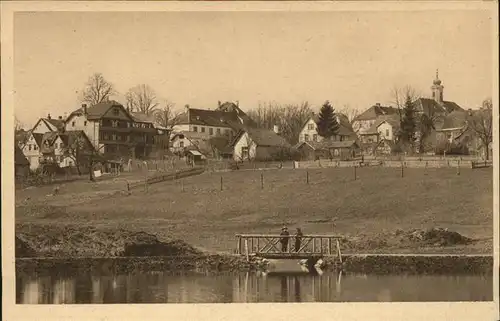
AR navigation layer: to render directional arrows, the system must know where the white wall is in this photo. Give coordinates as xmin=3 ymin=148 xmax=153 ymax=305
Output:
xmin=233 ymin=132 xmax=257 ymax=161
xmin=66 ymin=114 xmax=100 ymax=150
xmin=22 ymin=133 xmax=41 ymax=170
xmin=298 ymin=119 xmax=322 ymax=143
xmin=173 ymin=124 xmax=233 ymax=138
xmin=377 ymin=122 xmax=395 ymax=141
xmin=170 ymin=135 xmax=194 ymax=149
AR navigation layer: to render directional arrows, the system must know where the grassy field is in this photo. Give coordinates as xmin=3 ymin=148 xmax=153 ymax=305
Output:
xmin=16 ymin=166 xmax=493 ymax=255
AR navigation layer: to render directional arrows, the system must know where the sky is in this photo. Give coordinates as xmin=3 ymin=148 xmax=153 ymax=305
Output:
xmin=13 ymin=10 xmax=494 ymax=128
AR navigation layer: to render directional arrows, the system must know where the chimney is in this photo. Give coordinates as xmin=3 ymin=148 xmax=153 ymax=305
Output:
xmin=58 ymin=116 xmax=62 ymax=120
xmin=468 ymin=108 xmax=473 ymax=116
xmin=236 ymin=100 xmax=239 ymax=107
xmin=218 ymin=101 xmax=221 ymax=107
xmin=376 ymin=103 xmax=381 ymax=107
xmin=82 ymin=104 xmax=88 ymax=115
xmin=47 ymin=113 xmax=51 ymax=120
xmin=273 ymin=124 xmax=280 ymax=134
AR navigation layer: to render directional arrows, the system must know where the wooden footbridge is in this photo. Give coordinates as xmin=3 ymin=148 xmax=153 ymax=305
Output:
xmin=236 ymin=234 xmax=343 ymax=262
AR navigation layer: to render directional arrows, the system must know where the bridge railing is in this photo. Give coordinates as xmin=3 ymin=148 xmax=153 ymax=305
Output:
xmin=236 ymin=234 xmax=343 ymax=261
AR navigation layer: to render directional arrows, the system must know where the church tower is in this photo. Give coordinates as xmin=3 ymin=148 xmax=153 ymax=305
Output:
xmin=431 ymin=69 xmax=444 ymax=104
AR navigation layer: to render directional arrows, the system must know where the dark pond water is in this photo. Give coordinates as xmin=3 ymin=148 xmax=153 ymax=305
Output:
xmin=17 ymin=266 xmax=492 ymax=303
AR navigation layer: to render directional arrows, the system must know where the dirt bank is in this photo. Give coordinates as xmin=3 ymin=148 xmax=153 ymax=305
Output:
xmin=16 ymin=223 xmax=201 ymax=258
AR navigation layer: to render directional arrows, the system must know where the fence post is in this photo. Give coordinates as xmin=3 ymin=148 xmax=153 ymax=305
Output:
xmin=354 ymin=165 xmax=357 ymax=180
xmin=336 ymin=239 xmax=343 ymax=264
xmin=245 ymin=239 xmax=249 ymax=262
xmin=181 ymin=179 xmax=184 ymax=192
xmin=260 ymin=172 xmax=264 ymax=189
xmin=306 ymin=171 xmax=309 ymax=184
xmin=220 ymin=176 xmax=223 ymax=191
xmin=401 ymin=163 xmax=404 ymax=178
xmin=457 ymin=161 xmax=461 ymax=175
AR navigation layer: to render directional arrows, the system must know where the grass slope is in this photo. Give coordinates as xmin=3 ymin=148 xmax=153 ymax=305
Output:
xmin=16 ymin=167 xmax=493 ymax=254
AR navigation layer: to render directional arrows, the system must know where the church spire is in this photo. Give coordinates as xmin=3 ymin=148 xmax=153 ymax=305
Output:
xmin=431 ymin=69 xmax=443 ymax=104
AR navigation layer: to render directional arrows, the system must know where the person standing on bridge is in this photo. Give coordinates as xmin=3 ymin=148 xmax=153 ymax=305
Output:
xmin=280 ymin=226 xmax=290 ymax=252
xmin=294 ymin=228 xmax=303 ymax=252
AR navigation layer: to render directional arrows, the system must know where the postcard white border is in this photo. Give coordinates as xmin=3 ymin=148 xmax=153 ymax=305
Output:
xmin=2 ymin=2 xmax=498 ymax=321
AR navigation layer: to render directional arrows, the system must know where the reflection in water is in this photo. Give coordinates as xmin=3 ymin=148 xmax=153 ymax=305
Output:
xmin=16 ymin=270 xmax=492 ymax=304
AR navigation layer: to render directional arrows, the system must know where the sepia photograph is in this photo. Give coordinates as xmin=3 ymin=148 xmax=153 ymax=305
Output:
xmin=1 ymin=1 xmax=498 ymax=320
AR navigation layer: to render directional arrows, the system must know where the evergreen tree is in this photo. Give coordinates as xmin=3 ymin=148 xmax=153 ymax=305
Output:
xmin=316 ymin=101 xmax=340 ymax=140
xmin=400 ymin=94 xmax=417 ymax=150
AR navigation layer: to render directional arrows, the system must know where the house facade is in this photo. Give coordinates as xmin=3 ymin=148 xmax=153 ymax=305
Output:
xmin=352 ymin=104 xmax=399 ymax=135
xmin=232 ymin=127 xmax=291 ymax=161
xmin=298 ymin=113 xmax=357 ymax=144
xmin=65 ymin=101 xmax=158 ymax=160
xmin=39 ymin=130 xmax=95 ymax=172
xmin=172 ymin=101 xmax=253 ymax=139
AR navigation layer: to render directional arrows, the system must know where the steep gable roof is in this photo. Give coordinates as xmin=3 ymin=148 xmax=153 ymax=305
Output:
xmin=176 ymin=102 xmax=256 ymax=130
xmin=235 ymin=127 xmax=291 ymax=148
xmin=440 ymin=110 xmax=468 ymax=130
xmin=68 ymin=100 xmax=133 ymax=121
xmin=15 ymin=145 xmax=30 ymax=166
xmin=354 ymin=104 xmax=399 ymax=121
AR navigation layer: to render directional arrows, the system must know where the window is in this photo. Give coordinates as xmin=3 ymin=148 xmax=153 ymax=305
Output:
xmin=385 ymin=129 xmax=389 ymax=137
xmin=308 ymin=124 xmax=315 ymax=130
xmin=28 ymin=145 xmax=32 ymax=151
xmin=216 ymin=128 xmax=221 ymax=135
xmin=179 ymin=141 xmax=184 ymax=148
xmin=84 ymin=121 xmax=87 ymax=126
xmin=304 ymin=134 xmax=309 ymax=141
xmin=72 ymin=122 xmax=75 ymax=127
xmin=313 ymin=134 xmax=318 ymax=142
xmin=209 ymin=128 xmax=214 ymax=135
xmin=113 ymin=108 xmax=119 ymax=115
xmin=340 ymin=136 xmax=344 ymax=141
xmin=201 ymin=127 xmax=205 ymax=133
xmin=241 ymin=146 xmax=249 ymax=160
xmin=193 ymin=126 xmax=198 ymax=132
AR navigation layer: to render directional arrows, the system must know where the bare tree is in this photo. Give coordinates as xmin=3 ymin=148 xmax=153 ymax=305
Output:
xmin=81 ymin=73 xmax=115 ymax=106
xmin=247 ymin=101 xmax=312 ymax=145
xmin=153 ymin=100 xmax=182 ymax=152
xmin=154 ymin=100 xmax=182 ymax=129
xmin=126 ymin=84 xmax=159 ymax=115
xmin=338 ymin=105 xmax=360 ymax=124
xmin=468 ymin=98 xmax=493 ymax=160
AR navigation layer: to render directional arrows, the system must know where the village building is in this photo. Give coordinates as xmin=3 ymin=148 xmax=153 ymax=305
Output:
xmin=358 ymin=115 xmax=400 ymax=148
xmin=232 ymin=126 xmax=291 ymax=161
xmin=435 ymin=109 xmax=491 ymax=158
xmin=352 ymin=104 xmax=399 ymax=135
xmin=65 ymin=100 xmax=158 ymax=160
xmin=39 ymin=130 xmax=95 ymax=173
xmin=298 ymin=113 xmax=356 ymax=143
xmin=172 ymin=101 xmax=255 ymax=139
xmin=295 ymin=140 xmax=361 ymax=161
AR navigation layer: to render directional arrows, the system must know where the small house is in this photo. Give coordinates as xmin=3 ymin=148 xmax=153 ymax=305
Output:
xmin=232 ymin=127 xmax=291 ymax=161
xmin=296 ymin=140 xmax=360 ymax=161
